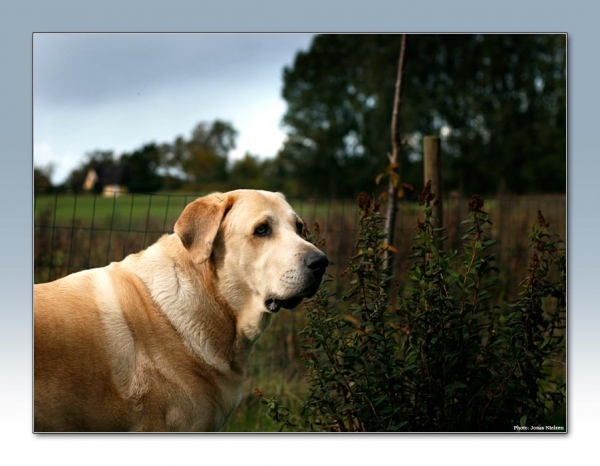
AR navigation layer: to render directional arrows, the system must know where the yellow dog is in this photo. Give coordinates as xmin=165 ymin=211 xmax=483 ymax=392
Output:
xmin=34 ymin=190 xmax=328 ymax=432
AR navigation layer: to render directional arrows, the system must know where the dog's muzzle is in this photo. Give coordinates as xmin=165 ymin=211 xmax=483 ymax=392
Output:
xmin=265 ymin=251 xmax=329 ymax=313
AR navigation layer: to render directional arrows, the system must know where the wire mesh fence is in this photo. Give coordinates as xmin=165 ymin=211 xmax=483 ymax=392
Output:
xmin=33 ymin=187 xmax=566 ymax=414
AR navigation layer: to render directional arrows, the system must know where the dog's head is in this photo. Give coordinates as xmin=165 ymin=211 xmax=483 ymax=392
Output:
xmin=174 ymin=190 xmax=328 ymax=314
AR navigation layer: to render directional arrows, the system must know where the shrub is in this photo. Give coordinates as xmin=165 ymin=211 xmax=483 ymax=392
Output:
xmin=258 ymin=184 xmax=566 ymax=432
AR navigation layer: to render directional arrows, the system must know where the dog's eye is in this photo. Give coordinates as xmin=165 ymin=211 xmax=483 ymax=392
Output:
xmin=254 ymin=224 xmax=271 ymax=237
xmin=296 ymin=220 xmax=304 ymax=235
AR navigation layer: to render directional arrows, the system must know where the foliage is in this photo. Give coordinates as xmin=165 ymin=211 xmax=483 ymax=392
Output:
xmin=121 ymin=143 xmax=164 ymax=193
xmin=181 ymin=120 xmax=236 ymax=188
xmin=56 ymin=120 xmax=238 ymax=193
xmin=65 ymin=150 xmax=117 ymax=193
xmin=227 ymin=153 xmax=287 ymax=191
xmin=34 ymin=163 xmax=55 ymax=195
xmin=259 ymin=188 xmax=566 ymax=432
xmin=275 ymin=34 xmax=566 ymax=197
xmin=38 ymin=35 xmax=565 ymax=198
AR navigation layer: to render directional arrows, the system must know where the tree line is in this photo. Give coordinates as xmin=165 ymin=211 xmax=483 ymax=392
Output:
xmin=35 ymin=34 xmax=566 ymax=198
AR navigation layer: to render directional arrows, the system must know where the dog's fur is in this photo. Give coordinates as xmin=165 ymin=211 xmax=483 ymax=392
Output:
xmin=34 ymin=190 xmax=328 ymax=432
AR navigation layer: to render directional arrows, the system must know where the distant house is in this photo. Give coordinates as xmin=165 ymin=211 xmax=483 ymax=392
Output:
xmin=102 ymin=184 xmax=128 ymax=197
xmin=82 ymin=164 xmax=128 ymax=197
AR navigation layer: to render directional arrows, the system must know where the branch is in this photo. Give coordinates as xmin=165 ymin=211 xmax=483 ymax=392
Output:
xmin=384 ymin=34 xmax=408 ymax=270
xmin=390 ymin=34 xmax=408 ymax=165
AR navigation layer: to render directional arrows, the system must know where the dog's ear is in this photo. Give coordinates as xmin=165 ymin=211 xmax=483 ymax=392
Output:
xmin=174 ymin=192 xmax=236 ymax=264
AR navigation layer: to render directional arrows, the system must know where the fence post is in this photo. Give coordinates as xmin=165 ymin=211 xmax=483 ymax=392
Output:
xmin=424 ymin=135 xmax=442 ymax=228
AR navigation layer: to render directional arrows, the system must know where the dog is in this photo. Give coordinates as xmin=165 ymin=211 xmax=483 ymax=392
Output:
xmin=34 ymin=190 xmax=328 ymax=432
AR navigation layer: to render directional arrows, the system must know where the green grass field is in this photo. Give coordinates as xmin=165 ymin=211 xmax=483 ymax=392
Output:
xmin=35 ymin=192 xmax=195 ymax=232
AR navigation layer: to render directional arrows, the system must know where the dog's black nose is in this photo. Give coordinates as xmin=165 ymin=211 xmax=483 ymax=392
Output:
xmin=305 ymin=251 xmax=329 ymax=272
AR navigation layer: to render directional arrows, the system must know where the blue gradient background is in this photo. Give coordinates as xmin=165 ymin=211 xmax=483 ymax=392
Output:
xmin=1 ymin=1 xmax=594 ymax=464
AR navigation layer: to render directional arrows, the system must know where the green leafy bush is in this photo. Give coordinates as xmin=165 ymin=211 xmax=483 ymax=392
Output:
xmin=259 ymin=185 xmax=566 ymax=432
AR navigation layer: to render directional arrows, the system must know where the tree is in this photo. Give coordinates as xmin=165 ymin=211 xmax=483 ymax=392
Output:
xmin=121 ymin=143 xmax=163 ymax=193
xmin=229 ymin=153 xmax=266 ymax=189
xmin=160 ymin=137 xmax=186 ymax=191
xmin=64 ymin=150 xmax=117 ymax=192
xmin=278 ymin=34 xmax=566 ymax=197
xmin=278 ymin=35 xmax=393 ymax=197
xmin=410 ymin=34 xmax=566 ymax=195
xmin=34 ymin=163 xmax=55 ymax=195
xmin=61 ymin=120 xmax=241 ymax=194
xmin=181 ymin=120 xmax=237 ymax=189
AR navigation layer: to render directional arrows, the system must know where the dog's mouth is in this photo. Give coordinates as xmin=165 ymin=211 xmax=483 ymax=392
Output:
xmin=264 ymin=280 xmax=322 ymax=313
xmin=264 ymin=296 xmax=303 ymax=313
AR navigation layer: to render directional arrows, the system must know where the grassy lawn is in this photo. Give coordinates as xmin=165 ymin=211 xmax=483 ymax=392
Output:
xmin=35 ymin=192 xmax=197 ymax=232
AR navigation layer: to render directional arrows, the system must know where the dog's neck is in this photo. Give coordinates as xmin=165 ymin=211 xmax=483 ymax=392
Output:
xmin=123 ymin=235 xmax=271 ymax=375
xmin=234 ymin=299 xmax=273 ymax=344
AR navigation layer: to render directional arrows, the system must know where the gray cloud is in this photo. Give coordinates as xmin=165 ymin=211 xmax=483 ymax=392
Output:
xmin=34 ymin=33 xmax=315 ymax=107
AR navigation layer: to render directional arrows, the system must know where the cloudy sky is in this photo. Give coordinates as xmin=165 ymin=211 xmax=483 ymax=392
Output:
xmin=33 ymin=33 xmax=316 ymax=184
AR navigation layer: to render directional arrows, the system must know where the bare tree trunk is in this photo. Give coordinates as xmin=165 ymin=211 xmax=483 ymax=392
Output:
xmin=384 ymin=34 xmax=408 ymax=271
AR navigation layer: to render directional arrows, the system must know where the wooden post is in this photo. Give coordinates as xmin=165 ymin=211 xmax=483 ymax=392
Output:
xmin=423 ymin=135 xmax=442 ymax=228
